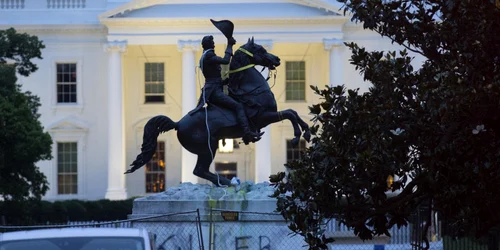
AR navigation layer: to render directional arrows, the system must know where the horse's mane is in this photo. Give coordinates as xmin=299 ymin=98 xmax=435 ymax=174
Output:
xmin=228 ymin=43 xmax=252 ymax=89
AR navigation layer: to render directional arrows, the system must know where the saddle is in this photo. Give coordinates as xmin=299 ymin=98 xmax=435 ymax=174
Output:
xmin=190 ymin=99 xmax=261 ymax=137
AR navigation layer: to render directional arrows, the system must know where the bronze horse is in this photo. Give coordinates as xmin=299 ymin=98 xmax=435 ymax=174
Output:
xmin=125 ymin=38 xmax=311 ymax=186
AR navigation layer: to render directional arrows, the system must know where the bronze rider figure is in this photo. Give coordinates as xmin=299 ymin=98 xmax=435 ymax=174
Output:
xmin=190 ymin=34 xmax=264 ymax=144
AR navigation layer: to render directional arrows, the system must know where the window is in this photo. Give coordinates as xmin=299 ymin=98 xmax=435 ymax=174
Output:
xmin=145 ymin=141 xmax=166 ymax=193
xmin=285 ymin=61 xmax=306 ymax=101
xmin=145 ymin=62 xmax=165 ymax=103
xmin=48 ymin=117 xmax=87 ymax=198
xmin=57 ymin=142 xmax=78 ymax=195
xmin=215 ymin=162 xmax=237 ymax=180
xmin=56 ymin=63 xmax=77 ymax=103
xmin=51 ymin=58 xmax=83 ymax=111
xmin=218 ymin=139 xmax=239 ymax=153
xmin=286 ymin=139 xmax=307 ymax=162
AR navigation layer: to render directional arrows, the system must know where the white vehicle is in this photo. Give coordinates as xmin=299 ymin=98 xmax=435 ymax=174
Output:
xmin=0 ymin=227 xmax=155 ymax=250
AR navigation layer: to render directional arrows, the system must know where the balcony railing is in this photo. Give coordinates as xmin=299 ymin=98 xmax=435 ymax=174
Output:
xmin=0 ymin=0 xmax=25 ymax=9
xmin=0 ymin=0 xmax=122 ymax=10
xmin=47 ymin=0 xmax=86 ymax=9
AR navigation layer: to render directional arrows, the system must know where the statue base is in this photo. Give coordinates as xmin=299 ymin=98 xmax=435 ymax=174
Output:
xmin=129 ymin=182 xmax=308 ymax=249
xmin=130 ymin=182 xmax=278 ymax=218
xmin=129 ymin=182 xmax=391 ymax=249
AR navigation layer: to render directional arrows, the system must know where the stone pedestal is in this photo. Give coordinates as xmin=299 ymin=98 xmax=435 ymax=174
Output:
xmin=131 ymin=183 xmax=278 ymax=216
xmin=129 ymin=182 xmax=391 ymax=250
xmin=130 ymin=182 xmax=308 ymax=250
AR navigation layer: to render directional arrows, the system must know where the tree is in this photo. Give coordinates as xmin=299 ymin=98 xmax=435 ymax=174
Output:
xmin=270 ymin=1 xmax=500 ymax=249
xmin=0 ymin=28 xmax=51 ymax=202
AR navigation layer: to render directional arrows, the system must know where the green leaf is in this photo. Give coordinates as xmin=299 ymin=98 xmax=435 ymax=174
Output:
xmin=309 ymin=104 xmax=321 ymax=115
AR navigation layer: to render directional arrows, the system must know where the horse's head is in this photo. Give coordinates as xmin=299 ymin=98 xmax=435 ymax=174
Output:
xmin=238 ymin=37 xmax=281 ymax=70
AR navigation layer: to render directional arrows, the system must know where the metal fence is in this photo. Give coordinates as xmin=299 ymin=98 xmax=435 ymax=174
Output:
xmin=204 ymin=208 xmax=306 ymax=250
xmin=0 ymin=208 xmax=451 ymax=250
xmin=324 ymin=217 xmax=444 ymax=250
xmin=130 ymin=210 xmax=204 ymax=250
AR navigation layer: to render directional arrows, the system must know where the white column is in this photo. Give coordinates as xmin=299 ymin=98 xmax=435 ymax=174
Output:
xmin=178 ymin=40 xmax=200 ymax=184
xmin=254 ymin=40 xmax=273 ymax=183
xmin=324 ymin=38 xmax=344 ymax=87
xmin=104 ymin=41 xmax=128 ymax=200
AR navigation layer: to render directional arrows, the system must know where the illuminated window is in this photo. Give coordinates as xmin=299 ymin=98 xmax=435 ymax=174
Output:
xmin=145 ymin=142 xmax=166 ymax=193
xmin=387 ymin=175 xmax=394 ymax=189
xmin=57 ymin=142 xmax=78 ymax=194
xmin=218 ymin=139 xmax=234 ymax=153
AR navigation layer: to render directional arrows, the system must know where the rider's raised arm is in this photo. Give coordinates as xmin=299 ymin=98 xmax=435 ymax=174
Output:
xmin=207 ymin=44 xmax=233 ymax=65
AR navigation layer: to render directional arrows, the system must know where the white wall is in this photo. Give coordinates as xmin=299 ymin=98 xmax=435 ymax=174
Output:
xmin=18 ymin=31 xmax=109 ymax=200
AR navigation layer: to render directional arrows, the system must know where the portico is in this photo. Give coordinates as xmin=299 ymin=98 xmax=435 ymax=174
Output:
xmin=99 ymin=0 xmax=348 ymax=199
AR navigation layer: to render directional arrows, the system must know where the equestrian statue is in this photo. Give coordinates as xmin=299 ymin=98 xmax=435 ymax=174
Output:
xmin=125 ymin=19 xmax=311 ymax=187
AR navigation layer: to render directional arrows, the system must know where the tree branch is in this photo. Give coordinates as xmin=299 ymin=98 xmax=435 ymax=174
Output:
xmin=396 ymin=39 xmax=426 ymax=58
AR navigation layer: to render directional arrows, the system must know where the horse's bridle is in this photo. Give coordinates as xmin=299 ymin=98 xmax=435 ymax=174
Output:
xmin=224 ymin=47 xmax=277 ymax=96
xmin=224 ymin=47 xmax=256 ymax=77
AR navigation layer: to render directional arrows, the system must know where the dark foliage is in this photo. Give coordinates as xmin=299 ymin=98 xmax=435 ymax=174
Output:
xmin=271 ymin=1 xmax=500 ymax=249
xmin=0 ymin=28 xmax=51 ymax=203
xmin=0 ymin=199 xmax=135 ymax=226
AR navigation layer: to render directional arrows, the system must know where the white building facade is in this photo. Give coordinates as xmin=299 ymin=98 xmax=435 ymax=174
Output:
xmin=0 ymin=0 xmax=411 ymax=201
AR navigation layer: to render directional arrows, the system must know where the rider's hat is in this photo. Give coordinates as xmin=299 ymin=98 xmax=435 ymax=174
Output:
xmin=210 ymin=19 xmax=234 ymax=39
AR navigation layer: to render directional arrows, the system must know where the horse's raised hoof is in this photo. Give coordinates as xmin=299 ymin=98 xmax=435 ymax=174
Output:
xmin=303 ymin=130 xmax=311 ymax=142
xmin=243 ymin=137 xmax=250 ymax=145
xmin=291 ymin=137 xmax=300 ymax=146
xmin=242 ymin=131 xmax=265 ymax=145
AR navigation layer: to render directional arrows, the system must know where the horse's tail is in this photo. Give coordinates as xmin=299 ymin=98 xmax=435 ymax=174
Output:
xmin=125 ymin=115 xmax=177 ymax=174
